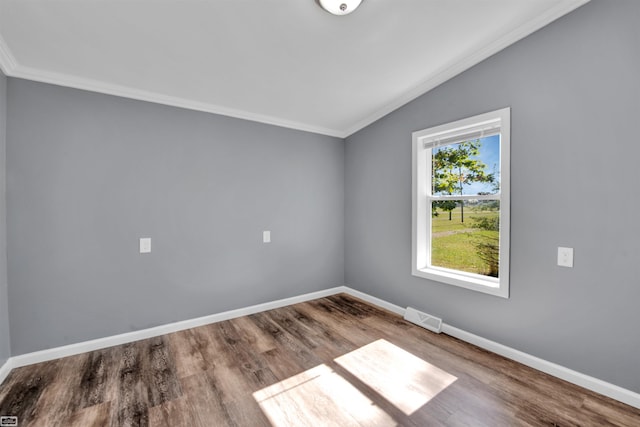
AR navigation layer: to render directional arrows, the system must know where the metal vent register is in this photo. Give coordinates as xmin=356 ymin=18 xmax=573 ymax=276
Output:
xmin=404 ymin=307 xmax=443 ymax=333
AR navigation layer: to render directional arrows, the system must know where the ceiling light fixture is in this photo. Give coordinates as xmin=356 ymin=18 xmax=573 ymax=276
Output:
xmin=318 ymin=0 xmax=362 ymax=15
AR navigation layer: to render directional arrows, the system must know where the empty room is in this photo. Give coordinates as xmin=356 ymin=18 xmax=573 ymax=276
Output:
xmin=0 ymin=0 xmax=639 ymax=426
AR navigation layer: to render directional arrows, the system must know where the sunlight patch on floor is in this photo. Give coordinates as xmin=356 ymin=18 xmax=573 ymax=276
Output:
xmin=335 ymin=339 xmax=457 ymax=415
xmin=253 ymin=364 xmax=396 ymax=427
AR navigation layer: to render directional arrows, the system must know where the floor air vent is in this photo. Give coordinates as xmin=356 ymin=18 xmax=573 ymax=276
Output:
xmin=404 ymin=307 xmax=442 ymax=333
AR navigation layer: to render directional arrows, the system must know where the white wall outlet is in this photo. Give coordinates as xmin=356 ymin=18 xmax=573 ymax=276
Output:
xmin=263 ymin=230 xmax=271 ymax=243
xmin=557 ymin=247 xmax=573 ymax=268
xmin=140 ymin=237 xmax=151 ymax=254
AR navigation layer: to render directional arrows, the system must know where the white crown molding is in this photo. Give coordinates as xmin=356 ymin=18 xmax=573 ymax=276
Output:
xmin=13 ymin=64 xmax=345 ymax=138
xmin=0 ymin=26 xmax=343 ymax=137
xmin=0 ymin=1 xmax=589 ymax=139
xmin=342 ymin=0 xmax=591 ymax=137
xmin=2 ymin=282 xmax=639 ymax=410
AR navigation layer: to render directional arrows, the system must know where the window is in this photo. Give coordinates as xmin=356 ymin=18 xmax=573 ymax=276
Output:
xmin=412 ymin=108 xmax=510 ymax=298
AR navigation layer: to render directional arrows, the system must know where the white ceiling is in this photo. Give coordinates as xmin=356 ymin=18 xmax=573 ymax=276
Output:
xmin=0 ymin=0 xmax=589 ymax=138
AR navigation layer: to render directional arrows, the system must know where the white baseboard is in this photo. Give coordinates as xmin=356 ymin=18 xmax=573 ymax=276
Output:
xmin=340 ymin=287 xmax=405 ymax=316
xmin=339 ymin=288 xmax=640 ymax=409
xmin=440 ymin=324 xmax=640 ymax=409
xmin=0 ymin=357 xmax=13 ymax=386
xmin=3 ymin=285 xmax=639 ymax=410
xmin=9 ymin=286 xmax=348 ymax=369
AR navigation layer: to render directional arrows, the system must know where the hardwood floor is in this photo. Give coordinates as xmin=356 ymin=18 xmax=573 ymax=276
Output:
xmin=0 ymin=294 xmax=639 ymax=426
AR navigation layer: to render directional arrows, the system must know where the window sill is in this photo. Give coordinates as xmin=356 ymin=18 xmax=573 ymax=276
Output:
xmin=412 ymin=267 xmax=508 ymax=298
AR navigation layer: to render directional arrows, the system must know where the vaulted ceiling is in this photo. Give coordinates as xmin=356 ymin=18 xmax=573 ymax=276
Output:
xmin=0 ymin=0 xmax=589 ymax=137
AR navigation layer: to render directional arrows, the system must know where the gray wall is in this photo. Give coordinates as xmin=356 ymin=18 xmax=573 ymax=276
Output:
xmin=3 ymin=0 xmax=638 ymax=396
xmin=0 ymin=70 xmax=9 ymax=367
xmin=345 ymin=0 xmax=640 ymax=393
xmin=7 ymin=79 xmax=344 ymax=354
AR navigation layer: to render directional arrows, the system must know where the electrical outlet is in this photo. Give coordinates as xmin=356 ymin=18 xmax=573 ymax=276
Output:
xmin=263 ymin=231 xmax=271 ymax=243
xmin=140 ymin=237 xmax=151 ymax=254
xmin=557 ymin=247 xmax=573 ymax=268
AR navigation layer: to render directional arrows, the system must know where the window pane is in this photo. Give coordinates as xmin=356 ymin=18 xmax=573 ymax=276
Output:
xmin=431 ymin=200 xmax=500 ymax=277
xmin=431 ymin=135 xmax=500 ymax=196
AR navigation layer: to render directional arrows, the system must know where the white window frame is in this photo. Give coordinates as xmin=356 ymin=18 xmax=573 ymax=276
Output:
xmin=412 ymin=107 xmax=510 ymax=298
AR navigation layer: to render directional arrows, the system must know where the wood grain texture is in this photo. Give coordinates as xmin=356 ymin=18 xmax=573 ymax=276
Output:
xmin=0 ymin=293 xmax=638 ymax=426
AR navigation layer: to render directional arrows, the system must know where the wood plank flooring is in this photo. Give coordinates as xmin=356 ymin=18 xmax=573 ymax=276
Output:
xmin=0 ymin=294 xmax=639 ymax=426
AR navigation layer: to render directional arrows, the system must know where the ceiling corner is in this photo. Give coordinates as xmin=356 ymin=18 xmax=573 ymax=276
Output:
xmin=0 ymin=34 xmax=17 ymax=76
